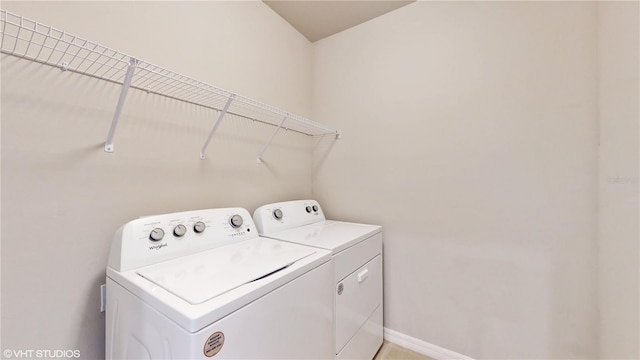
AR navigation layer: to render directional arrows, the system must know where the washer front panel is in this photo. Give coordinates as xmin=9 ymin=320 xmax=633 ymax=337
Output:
xmin=107 ymin=261 xmax=334 ymax=359
xmin=107 ymin=238 xmax=332 ymax=333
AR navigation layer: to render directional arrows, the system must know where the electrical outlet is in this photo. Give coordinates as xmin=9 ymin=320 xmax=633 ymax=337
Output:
xmin=100 ymin=284 xmax=106 ymax=312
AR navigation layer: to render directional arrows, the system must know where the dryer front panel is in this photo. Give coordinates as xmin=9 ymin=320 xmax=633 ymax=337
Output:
xmin=335 ymin=254 xmax=383 ymax=355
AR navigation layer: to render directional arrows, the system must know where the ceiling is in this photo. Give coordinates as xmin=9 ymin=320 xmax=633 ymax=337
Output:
xmin=263 ymin=1 xmax=415 ymax=42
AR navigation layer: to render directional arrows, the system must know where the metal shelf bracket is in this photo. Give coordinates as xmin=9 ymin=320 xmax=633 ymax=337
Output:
xmin=200 ymin=94 xmax=235 ymax=160
xmin=104 ymin=57 xmax=138 ymax=153
xmin=256 ymin=114 xmax=288 ymax=163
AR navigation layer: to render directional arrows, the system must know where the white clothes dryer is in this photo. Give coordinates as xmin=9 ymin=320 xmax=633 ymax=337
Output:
xmin=106 ymin=207 xmax=333 ymax=359
xmin=253 ymin=200 xmax=383 ymax=360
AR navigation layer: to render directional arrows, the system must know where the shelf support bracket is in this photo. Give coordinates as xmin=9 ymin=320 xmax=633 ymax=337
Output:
xmin=200 ymin=94 xmax=235 ymax=160
xmin=257 ymin=114 xmax=288 ymax=163
xmin=105 ymin=57 xmax=138 ymax=153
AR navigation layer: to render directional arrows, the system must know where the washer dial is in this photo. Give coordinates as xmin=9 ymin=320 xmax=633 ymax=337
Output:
xmin=229 ymin=214 xmax=243 ymax=229
xmin=312 ymin=205 xmax=319 ymax=212
xmin=193 ymin=221 xmax=206 ymax=233
xmin=173 ymin=224 xmax=187 ymax=237
xmin=273 ymin=208 xmax=283 ymax=220
xmin=305 ymin=206 xmax=312 ymax=213
xmin=149 ymin=228 xmax=165 ymax=241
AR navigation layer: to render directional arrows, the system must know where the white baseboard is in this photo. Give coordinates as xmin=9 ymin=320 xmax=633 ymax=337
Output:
xmin=383 ymin=327 xmax=474 ymax=360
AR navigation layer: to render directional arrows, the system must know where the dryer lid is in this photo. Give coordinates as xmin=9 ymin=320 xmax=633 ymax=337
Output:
xmin=136 ymin=238 xmax=315 ymax=305
xmin=266 ymin=220 xmax=381 ymax=253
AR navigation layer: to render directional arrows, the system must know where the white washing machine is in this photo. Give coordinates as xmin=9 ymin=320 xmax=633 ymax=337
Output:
xmin=106 ymin=207 xmax=334 ymax=359
xmin=253 ymin=200 xmax=383 ymax=360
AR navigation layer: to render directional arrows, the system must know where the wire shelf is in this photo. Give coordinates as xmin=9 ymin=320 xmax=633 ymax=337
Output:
xmin=0 ymin=9 xmax=340 ymax=158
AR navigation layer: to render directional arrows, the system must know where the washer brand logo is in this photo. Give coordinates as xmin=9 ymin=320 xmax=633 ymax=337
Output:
xmin=231 ymin=232 xmax=246 ymax=237
xmin=149 ymin=243 xmax=167 ymax=251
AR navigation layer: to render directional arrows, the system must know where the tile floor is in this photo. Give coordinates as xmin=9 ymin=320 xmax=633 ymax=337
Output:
xmin=374 ymin=341 xmax=435 ymax=360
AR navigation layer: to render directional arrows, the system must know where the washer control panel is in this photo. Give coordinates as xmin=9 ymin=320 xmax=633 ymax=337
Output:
xmin=108 ymin=208 xmax=257 ymax=271
xmin=253 ymin=200 xmax=326 ymax=235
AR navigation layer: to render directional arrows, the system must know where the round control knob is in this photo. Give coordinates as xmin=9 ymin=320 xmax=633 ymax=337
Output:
xmin=229 ymin=214 xmax=243 ymax=229
xmin=305 ymin=206 xmax=312 ymax=213
xmin=193 ymin=221 xmax=206 ymax=233
xmin=149 ymin=228 xmax=165 ymax=242
xmin=173 ymin=224 xmax=187 ymax=237
xmin=273 ymin=208 xmax=283 ymax=220
xmin=312 ymin=205 xmax=319 ymax=212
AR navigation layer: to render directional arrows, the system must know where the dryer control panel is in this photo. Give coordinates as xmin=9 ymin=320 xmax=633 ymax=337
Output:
xmin=253 ymin=200 xmax=326 ymax=235
xmin=108 ymin=208 xmax=257 ymax=271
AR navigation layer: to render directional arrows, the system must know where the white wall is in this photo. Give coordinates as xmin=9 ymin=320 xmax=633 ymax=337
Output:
xmin=2 ymin=2 xmax=638 ymax=359
xmin=597 ymin=2 xmax=640 ymax=358
xmin=1 ymin=1 xmax=313 ymax=358
xmin=312 ymin=2 xmax=599 ymax=358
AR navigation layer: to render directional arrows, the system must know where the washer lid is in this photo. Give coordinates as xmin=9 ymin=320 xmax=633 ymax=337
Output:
xmin=266 ymin=220 xmax=382 ymax=253
xmin=136 ymin=239 xmax=315 ymax=305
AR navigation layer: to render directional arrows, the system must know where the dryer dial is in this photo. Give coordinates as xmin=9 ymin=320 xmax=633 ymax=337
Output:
xmin=273 ymin=208 xmax=283 ymax=220
xmin=229 ymin=215 xmax=243 ymax=229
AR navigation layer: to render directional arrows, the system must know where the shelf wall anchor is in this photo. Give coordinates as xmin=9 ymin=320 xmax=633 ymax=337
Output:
xmin=200 ymin=94 xmax=235 ymax=160
xmin=104 ymin=57 xmax=138 ymax=153
xmin=257 ymin=114 xmax=288 ymax=163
